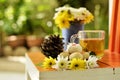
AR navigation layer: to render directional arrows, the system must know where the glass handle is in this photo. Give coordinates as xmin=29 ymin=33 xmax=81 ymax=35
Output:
xmin=70 ymin=34 xmax=78 ymax=43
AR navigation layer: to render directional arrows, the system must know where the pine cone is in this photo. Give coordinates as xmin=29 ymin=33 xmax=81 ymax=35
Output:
xmin=40 ymin=35 xmax=64 ymax=58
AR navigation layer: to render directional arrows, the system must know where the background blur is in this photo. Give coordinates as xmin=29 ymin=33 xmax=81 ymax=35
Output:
xmin=0 ymin=0 xmax=108 ymax=80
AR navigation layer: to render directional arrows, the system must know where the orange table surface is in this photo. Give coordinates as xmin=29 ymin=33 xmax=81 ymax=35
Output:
xmin=100 ymin=50 xmax=120 ymax=67
xmin=27 ymin=50 xmax=120 ymax=71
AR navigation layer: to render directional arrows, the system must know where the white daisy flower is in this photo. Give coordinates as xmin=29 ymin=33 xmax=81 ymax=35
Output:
xmin=86 ymin=56 xmax=99 ymax=69
xmin=52 ymin=55 xmax=69 ymax=70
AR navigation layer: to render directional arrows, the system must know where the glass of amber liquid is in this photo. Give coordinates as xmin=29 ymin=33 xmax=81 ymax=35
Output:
xmin=71 ymin=30 xmax=105 ymax=59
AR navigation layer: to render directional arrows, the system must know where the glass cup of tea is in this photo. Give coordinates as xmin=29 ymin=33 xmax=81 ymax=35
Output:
xmin=70 ymin=30 xmax=105 ymax=59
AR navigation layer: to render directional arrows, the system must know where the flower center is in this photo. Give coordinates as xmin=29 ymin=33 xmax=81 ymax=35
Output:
xmin=49 ymin=62 xmax=52 ymax=65
xmin=75 ymin=64 xmax=79 ymax=67
xmin=61 ymin=63 xmax=64 ymax=66
xmin=62 ymin=20 xmax=66 ymax=24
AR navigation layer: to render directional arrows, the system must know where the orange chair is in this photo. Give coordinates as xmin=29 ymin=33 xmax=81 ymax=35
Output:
xmin=109 ymin=0 xmax=120 ymax=53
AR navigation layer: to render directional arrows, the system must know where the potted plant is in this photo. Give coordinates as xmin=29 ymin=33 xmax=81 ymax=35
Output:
xmin=26 ymin=35 xmax=44 ymax=48
xmin=3 ymin=24 xmax=27 ymax=48
xmin=53 ymin=6 xmax=94 ymax=49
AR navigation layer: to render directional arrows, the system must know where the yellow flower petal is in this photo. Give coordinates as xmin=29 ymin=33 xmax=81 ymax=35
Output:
xmin=54 ymin=10 xmax=74 ymax=29
xmin=42 ymin=57 xmax=56 ymax=69
xmin=69 ymin=58 xmax=86 ymax=70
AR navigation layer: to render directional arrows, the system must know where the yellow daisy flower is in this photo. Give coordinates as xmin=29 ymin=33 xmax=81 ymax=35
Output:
xmin=42 ymin=57 xmax=56 ymax=69
xmin=84 ymin=13 xmax=94 ymax=24
xmin=69 ymin=58 xmax=86 ymax=70
xmin=55 ymin=16 xmax=70 ymax=29
xmin=54 ymin=10 xmax=74 ymax=29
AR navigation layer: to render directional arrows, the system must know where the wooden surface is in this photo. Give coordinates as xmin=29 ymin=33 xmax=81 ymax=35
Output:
xmin=27 ymin=51 xmax=46 ymax=72
xmin=26 ymin=51 xmax=120 ymax=80
xmin=100 ymin=50 xmax=120 ymax=67
xmin=27 ymin=50 xmax=120 ymax=72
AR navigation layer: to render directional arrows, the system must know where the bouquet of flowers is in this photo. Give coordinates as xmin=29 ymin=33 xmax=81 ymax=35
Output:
xmin=53 ymin=6 xmax=94 ymax=29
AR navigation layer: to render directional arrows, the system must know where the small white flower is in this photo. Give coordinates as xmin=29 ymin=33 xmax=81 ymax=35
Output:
xmin=52 ymin=55 xmax=69 ymax=70
xmin=53 ymin=6 xmax=75 ymax=19
xmin=55 ymin=6 xmax=75 ymax=12
xmin=86 ymin=56 xmax=99 ymax=69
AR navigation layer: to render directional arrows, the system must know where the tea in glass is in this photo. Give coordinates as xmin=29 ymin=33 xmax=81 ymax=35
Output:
xmin=80 ymin=38 xmax=104 ymax=58
xmin=70 ymin=30 xmax=105 ymax=59
xmin=78 ymin=30 xmax=105 ymax=59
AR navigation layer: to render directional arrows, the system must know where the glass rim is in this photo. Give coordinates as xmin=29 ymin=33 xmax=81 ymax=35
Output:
xmin=78 ymin=30 xmax=105 ymax=33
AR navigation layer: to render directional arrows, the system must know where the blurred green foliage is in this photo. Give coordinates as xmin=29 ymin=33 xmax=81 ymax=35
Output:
xmin=0 ymin=0 xmax=108 ymax=48
xmin=0 ymin=0 xmax=58 ymax=36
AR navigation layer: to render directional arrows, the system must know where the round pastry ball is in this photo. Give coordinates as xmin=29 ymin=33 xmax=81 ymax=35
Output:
xmin=69 ymin=52 xmax=83 ymax=60
xmin=67 ymin=43 xmax=82 ymax=54
xmin=59 ymin=51 xmax=69 ymax=58
xmin=83 ymin=52 xmax=90 ymax=59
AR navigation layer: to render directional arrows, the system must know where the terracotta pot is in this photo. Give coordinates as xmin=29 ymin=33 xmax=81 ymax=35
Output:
xmin=26 ymin=35 xmax=44 ymax=47
xmin=6 ymin=35 xmax=26 ymax=48
xmin=0 ymin=47 xmax=3 ymax=56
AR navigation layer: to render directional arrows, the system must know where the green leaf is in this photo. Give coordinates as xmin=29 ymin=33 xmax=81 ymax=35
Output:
xmin=36 ymin=62 xmax=43 ymax=66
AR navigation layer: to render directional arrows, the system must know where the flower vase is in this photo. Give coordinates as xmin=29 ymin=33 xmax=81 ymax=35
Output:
xmin=62 ymin=22 xmax=84 ymax=50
